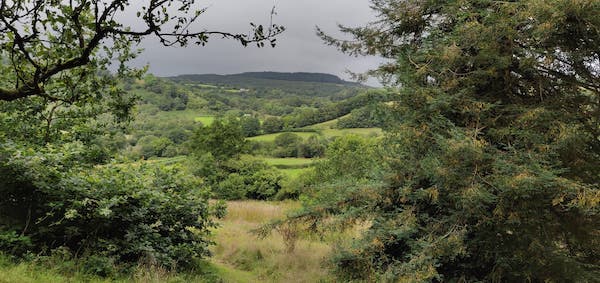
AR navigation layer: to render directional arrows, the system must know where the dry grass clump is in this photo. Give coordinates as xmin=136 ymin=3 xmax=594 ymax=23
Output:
xmin=210 ymin=200 xmax=333 ymax=283
xmin=222 ymin=200 xmax=300 ymax=222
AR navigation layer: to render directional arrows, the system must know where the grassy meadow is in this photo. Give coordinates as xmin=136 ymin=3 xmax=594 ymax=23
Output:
xmin=209 ymin=201 xmax=334 ymax=282
xmin=248 ymin=127 xmax=382 ymax=142
xmin=278 ymin=167 xmax=313 ymax=178
xmin=247 ymin=132 xmax=317 ymax=142
xmin=0 ymin=200 xmax=343 ymax=283
xmin=152 ymin=110 xmax=215 ymax=126
xmin=260 ymin=157 xmax=316 ymax=168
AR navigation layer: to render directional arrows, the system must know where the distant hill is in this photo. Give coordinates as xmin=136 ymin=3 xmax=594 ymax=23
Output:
xmin=167 ymin=72 xmax=366 ymax=98
xmin=169 ymin=72 xmax=360 ymax=86
xmin=236 ymin=72 xmax=356 ymax=85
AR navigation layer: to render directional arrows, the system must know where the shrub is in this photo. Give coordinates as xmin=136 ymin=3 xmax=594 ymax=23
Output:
xmin=196 ymin=156 xmax=285 ymax=200
xmin=0 ymin=142 xmax=223 ymax=270
xmin=135 ymin=135 xmax=173 ymax=158
xmin=261 ymin=117 xmax=284 ymax=134
xmin=246 ymin=170 xmax=283 ymax=200
xmin=216 ymin=173 xmax=247 ymax=200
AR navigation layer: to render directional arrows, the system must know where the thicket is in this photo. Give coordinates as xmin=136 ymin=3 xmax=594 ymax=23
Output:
xmin=139 ymin=78 xmax=189 ymax=111
xmin=336 ymin=103 xmax=390 ymax=129
xmin=248 ymin=133 xmax=327 ymax=159
xmin=189 ymin=118 xmax=286 ymax=200
xmin=0 ymin=142 xmax=223 ymax=272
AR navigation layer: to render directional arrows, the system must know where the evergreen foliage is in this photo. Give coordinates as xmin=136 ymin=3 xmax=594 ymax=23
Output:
xmin=284 ymin=0 xmax=600 ymax=281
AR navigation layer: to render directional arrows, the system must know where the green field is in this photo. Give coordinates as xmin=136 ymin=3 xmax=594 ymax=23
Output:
xmin=301 ymin=114 xmax=351 ymax=130
xmin=279 ymin=167 xmax=313 ymax=178
xmin=192 ymin=83 xmax=218 ymax=88
xmin=146 ymin=110 xmax=215 ymax=125
xmin=260 ymin=157 xmax=316 ymax=168
xmin=247 ymin=132 xmax=318 ymax=142
xmin=321 ymin=128 xmax=382 ymax=138
xmin=248 ymin=127 xmax=382 ymax=142
xmin=194 ymin=115 xmax=216 ymax=125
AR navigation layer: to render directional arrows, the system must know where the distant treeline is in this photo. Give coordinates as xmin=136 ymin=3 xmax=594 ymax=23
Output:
xmin=168 ymin=73 xmax=367 ymax=98
xmin=283 ymin=90 xmax=391 ymax=128
xmin=171 ymin=71 xmax=359 ymax=85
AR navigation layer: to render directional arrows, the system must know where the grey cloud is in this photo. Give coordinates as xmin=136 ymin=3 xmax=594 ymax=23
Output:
xmin=128 ymin=0 xmax=386 ymax=85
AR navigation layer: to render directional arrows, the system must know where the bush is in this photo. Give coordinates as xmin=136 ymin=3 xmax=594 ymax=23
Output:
xmin=196 ymin=156 xmax=285 ymax=200
xmin=246 ymin=170 xmax=283 ymax=200
xmin=273 ymin=132 xmax=301 ymax=158
xmin=298 ymin=135 xmax=326 ymax=158
xmin=0 ymin=142 xmax=223 ymax=270
xmin=0 ymin=231 xmax=33 ymax=257
xmin=216 ymin=173 xmax=247 ymax=200
xmin=135 ymin=135 xmax=174 ymax=158
xmin=261 ymin=117 xmax=284 ymax=133
xmin=336 ymin=103 xmax=388 ymax=129
xmin=240 ymin=115 xmax=261 ymax=137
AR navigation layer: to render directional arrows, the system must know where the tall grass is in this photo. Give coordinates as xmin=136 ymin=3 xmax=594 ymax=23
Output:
xmin=0 ymin=256 xmax=196 ymax=283
xmin=210 ymin=200 xmax=334 ymax=282
xmin=1 ymin=200 xmax=357 ymax=282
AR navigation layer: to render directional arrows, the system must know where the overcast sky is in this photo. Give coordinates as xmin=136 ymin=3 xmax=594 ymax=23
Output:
xmin=129 ymin=0 xmax=385 ymax=85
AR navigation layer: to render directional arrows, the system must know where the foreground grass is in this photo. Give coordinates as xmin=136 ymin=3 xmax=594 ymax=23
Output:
xmin=0 ymin=257 xmax=266 ymax=283
xmin=0 ymin=201 xmax=337 ymax=283
xmin=0 ymin=256 xmax=196 ymax=283
xmin=210 ymin=200 xmax=333 ymax=282
xmin=0 ymin=253 xmax=262 ymax=283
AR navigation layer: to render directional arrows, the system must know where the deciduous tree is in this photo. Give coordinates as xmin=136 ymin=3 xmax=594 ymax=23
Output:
xmin=0 ymin=0 xmax=284 ymax=102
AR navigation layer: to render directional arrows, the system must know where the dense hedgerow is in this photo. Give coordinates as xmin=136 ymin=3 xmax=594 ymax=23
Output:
xmin=0 ymin=142 xmax=223 ymax=271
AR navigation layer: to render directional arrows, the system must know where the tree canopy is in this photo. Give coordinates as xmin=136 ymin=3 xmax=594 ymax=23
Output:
xmin=0 ymin=0 xmax=283 ymax=103
xmin=282 ymin=0 xmax=600 ymax=281
xmin=0 ymin=0 xmax=283 ymax=271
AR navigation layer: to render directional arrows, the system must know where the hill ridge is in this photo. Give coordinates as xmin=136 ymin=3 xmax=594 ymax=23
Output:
xmin=169 ymin=71 xmax=360 ymax=85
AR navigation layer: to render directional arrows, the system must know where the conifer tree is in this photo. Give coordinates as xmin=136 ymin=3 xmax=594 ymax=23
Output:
xmin=296 ymin=1 xmax=599 ymax=281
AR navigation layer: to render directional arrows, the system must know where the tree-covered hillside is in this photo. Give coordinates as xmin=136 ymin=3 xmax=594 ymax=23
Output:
xmin=169 ymin=72 xmax=366 ymax=97
xmin=172 ymin=71 xmax=359 ymax=85
xmin=1 ymin=0 xmax=597 ymax=282
xmin=117 ymin=73 xmax=387 ymax=160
